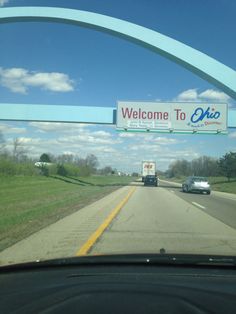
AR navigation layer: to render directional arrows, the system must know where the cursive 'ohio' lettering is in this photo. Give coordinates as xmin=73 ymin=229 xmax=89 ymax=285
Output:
xmin=191 ymin=107 xmax=220 ymax=123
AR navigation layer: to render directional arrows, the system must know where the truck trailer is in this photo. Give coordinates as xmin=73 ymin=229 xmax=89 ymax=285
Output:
xmin=141 ymin=161 xmax=156 ymax=182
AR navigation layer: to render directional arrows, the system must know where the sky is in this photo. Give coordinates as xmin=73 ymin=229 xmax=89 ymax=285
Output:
xmin=0 ymin=0 xmax=236 ymax=173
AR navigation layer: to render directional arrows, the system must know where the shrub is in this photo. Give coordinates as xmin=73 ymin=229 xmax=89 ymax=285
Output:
xmin=57 ymin=164 xmax=68 ymax=176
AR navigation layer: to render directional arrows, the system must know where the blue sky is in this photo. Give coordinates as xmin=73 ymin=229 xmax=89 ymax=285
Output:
xmin=0 ymin=0 xmax=236 ymax=172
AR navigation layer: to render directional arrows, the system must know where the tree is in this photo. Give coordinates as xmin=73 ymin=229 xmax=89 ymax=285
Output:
xmin=39 ymin=153 xmax=51 ymax=163
xmin=190 ymin=156 xmax=220 ymax=177
xmin=166 ymin=155 xmax=221 ymax=178
xmin=167 ymin=159 xmax=191 ymax=178
xmin=219 ymin=152 xmax=236 ymax=181
xmin=12 ymin=138 xmax=27 ymax=162
xmin=57 ymin=153 xmax=74 ymax=164
xmin=100 ymin=166 xmax=113 ymax=175
xmin=0 ymin=131 xmax=5 ymax=152
xmin=57 ymin=164 xmax=67 ymax=176
xmin=85 ymin=154 xmax=99 ymax=174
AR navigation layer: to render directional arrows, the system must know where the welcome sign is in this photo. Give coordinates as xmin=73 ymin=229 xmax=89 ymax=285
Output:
xmin=116 ymin=101 xmax=227 ymax=134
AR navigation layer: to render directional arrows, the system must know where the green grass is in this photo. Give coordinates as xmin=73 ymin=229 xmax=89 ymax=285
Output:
xmin=208 ymin=177 xmax=236 ymax=194
xmin=161 ymin=176 xmax=236 ymax=194
xmin=160 ymin=175 xmax=185 ymax=183
xmin=0 ymin=175 xmax=134 ymax=251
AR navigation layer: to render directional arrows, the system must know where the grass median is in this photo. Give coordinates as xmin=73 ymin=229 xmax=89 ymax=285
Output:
xmin=0 ymin=175 xmax=135 ymax=251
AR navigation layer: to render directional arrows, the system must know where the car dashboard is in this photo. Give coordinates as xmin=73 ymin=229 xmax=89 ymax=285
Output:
xmin=1 ymin=258 xmax=236 ymax=313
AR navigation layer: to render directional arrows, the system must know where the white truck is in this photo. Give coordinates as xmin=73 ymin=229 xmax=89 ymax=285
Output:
xmin=141 ymin=161 xmax=156 ymax=182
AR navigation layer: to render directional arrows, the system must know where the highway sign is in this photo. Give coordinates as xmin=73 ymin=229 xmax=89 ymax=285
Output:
xmin=116 ymin=101 xmax=228 ymax=134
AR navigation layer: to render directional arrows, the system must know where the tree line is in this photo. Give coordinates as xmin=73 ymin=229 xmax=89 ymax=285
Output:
xmin=1 ymin=133 xmax=235 ymax=180
xmin=37 ymin=152 xmax=100 ymax=177
xmin=0 ymin=135 xmax=116 ymax=177
xmin=166 ymin=152 xmax=236 ymax=181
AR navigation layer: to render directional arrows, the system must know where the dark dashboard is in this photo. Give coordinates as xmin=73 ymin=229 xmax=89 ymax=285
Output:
xmin=1 ymin=255 xmax=236 ymax=313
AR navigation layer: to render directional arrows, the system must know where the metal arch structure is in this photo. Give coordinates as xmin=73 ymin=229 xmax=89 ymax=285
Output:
xmin=0 ymin=6 xmax=235 ymax=127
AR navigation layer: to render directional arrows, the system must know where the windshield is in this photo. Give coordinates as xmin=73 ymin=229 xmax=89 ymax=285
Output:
xmin=0 ymin=0 xmax=236 ymax=267
xmin=192 ymin=177 xmax=208 ymax=182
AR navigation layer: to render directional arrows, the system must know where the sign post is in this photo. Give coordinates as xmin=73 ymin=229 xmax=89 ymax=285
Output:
xmin=116 ymin=101 xmax=228 ymax=134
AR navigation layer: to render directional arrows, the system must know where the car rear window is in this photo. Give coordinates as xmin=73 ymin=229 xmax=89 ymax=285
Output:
xmin=193 ymin=177 xmax=208 ymax=182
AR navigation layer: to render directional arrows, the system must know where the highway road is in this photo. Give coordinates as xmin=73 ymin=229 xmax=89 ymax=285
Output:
xmin=1 ymin=180 xmax=236 ymax=265
xmin=160 ymin=179 xmax=236 ymax=229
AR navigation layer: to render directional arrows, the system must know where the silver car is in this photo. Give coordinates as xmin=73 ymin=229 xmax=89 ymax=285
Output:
xmin=182 ymin=176 xmax=211 ymax=195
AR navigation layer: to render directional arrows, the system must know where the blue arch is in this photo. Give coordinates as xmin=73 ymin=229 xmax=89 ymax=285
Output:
xmin=0 ymin=6 xmax=236 ymax=100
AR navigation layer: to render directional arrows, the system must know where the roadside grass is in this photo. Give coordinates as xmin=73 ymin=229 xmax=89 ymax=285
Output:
xmin=208 ymin=177 xmax=236 ymax=194
xmin=0 ymin=175 xmax=134 ymax=251
xmin=160 ymin=176 xmax=236 ymax=194
xmin=159 ymin=176 xmax=184 ymax=184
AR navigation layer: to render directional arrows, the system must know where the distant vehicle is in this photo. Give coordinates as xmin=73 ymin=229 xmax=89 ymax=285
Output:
xmin=34 ymin=162 xmax=52 ymax=167
xmin=182 ymin=176 xmax=211 ymax=194
xmin=144 ymin=175 xmax=158 ymax=187
xmin=142 ymin=161 xmax=156 ymax=182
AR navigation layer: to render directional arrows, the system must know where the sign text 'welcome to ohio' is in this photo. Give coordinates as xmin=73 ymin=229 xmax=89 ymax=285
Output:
xmin=116 ymin=101 xmax=227 ymax=134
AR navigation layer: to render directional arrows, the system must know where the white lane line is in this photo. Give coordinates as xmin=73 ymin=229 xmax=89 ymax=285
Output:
xmin=192 ymin=202 xmax=206 ymax=209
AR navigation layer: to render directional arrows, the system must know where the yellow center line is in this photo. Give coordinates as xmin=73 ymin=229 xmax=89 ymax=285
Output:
xmin=76 ymin=186 xmax=136 ymax=256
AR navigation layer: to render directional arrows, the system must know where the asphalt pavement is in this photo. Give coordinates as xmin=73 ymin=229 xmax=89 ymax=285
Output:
xmin=91 ymin=181 xmax=236 ymax=256
xmin=160 ymin=179 xmax=236 ymax=229
xmin=1 ymin=180 xmax=236 ymax=265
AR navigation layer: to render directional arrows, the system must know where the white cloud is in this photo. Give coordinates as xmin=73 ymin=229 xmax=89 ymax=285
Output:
xmin=198 ymin=89 xmax=230 ymax=102
xmin=85 ymin=146 xmax=117 ymax=153
xmin=29 ymin=122 xmax=88 ymax=132
xmin=0 ymin=0 xmax=9 ymax=6
xmin=177 ymin=89 xmax=198 ymax=101
xmin=176 ymin=88 xmax=231 ymax=103
xmin=6 ymin=137 xmax=41 ymax=145
xmin=0 ymin=67 xmax=75 ymax=94
xmin=157 ymin=138 xmax=180 ymax=145
xmin=92 ymin=130 xmax=112 ymax=138
xmin=16 ymin=137 xmax=41 ymax=145
xmin=119 ymin=132 xmax=136 ymax=138
xmin=0 ymin=123 xmax=26 ymax=134
xmin=74 ymin=134 xmax=111 ymax=145
xmin=129 ymin=143 xmax=161 ymax=152
xmin=62 ymin=151 xmax=76 ymax=156
xmin=57 ymin=132 xmax=119 ymax=145
xmin=119 ymin=133 xmax=184 ymax=145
